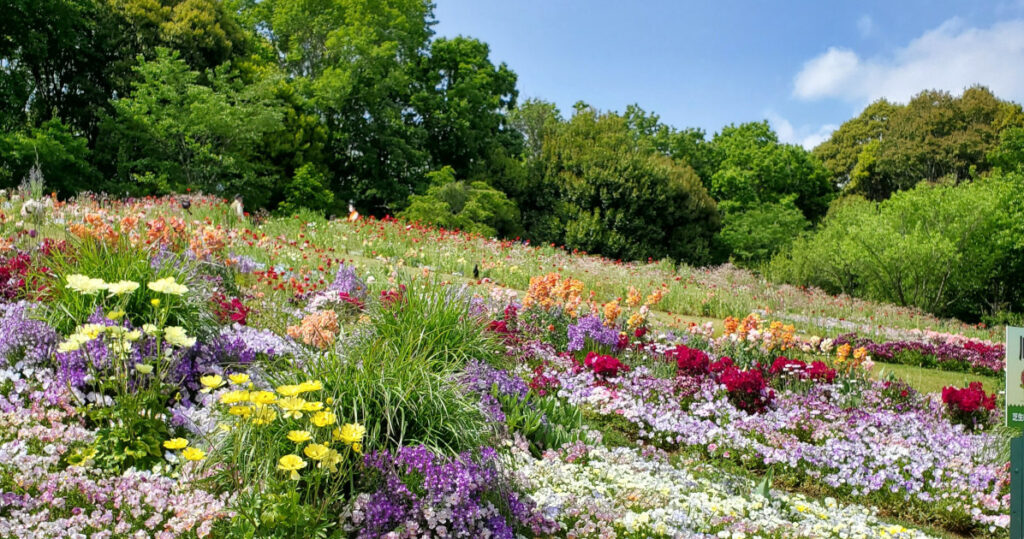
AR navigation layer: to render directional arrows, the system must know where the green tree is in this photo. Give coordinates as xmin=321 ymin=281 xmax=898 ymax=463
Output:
xmin=109 ymin=0 xmax=250 ymax=71
xmin=0 ymin=118 xmax=102 ymax=195
xmin=99 ymin=49 xmax=285 ymax=205
xmin=815 ymin=86 xmax=1024 ymax=200
xmin=710 ymin=121 xmax=834 ymax=221
xmin=540 ymin=105 xmax=720 ymax=264
xmin=771 ymin=175 xmax=1024 ymax=319
xmin=278 ymin=163 xmax=334 ymax=215
xmin=245 ymin=0 xmax=435 ymax=215
xmin=0 ymin=0 xmax=136 ymax=138
xmin=412 ymin=36 xmax=519 ymax=177
xmin=988 ymin=126 xmax=1024 ymax=172
xmin=717 ymin=196 xmax=809 ymax=267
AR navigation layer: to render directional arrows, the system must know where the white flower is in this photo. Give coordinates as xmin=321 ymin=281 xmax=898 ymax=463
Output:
xmin=105 ymin=280 xmax=140 ymax=296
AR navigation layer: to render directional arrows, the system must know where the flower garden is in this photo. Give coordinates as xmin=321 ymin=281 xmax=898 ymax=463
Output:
xmin=0 ymin=191 xmax=1013 ymax=538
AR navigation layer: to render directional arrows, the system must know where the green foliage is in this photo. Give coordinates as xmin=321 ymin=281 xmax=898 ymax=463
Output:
xmin=710 ymin=121 xmax=834 ymax=221
xmin=0 ymin=0 xmax=136 ymax=136
xmin=246 ymin=0 xmax=436 ymax=214
xmin=771 ymin=173 xmax=1024 ymax=320
xmin=111 ymin=0 xmax=250 ymax=71
xmin=400 ymin=167 xmax=522 ymax=237
xmin=718 ymin=196 xmax=809 ymax=267
xmin=413 ymin=36 xmax=519 ymax=176
xmin=278 ymin=163 xmax=334 ymax=215
xmin=539 ymin=105 xmax=720 ymax=264
xmin=493 ymin=390 xmax=583 ymax=457
xmin=815 ymin=87 xmax=1024 ymax=200
xmin=0 ymin=119 xmax=102 ymax=195
xmin=38 ymin=237 xmax=211 ymax=335
xmin=988 ymin=126 xmax=1024 ymax=172
xmin=99 ymin=49 xmax=285 ymax=205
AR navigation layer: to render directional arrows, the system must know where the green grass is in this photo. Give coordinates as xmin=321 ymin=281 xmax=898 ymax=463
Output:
xmin=870 ymin=360 xmax=1002 ymax=396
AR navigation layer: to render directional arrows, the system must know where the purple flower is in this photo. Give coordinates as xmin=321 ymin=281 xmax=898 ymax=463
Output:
xmin=566 ymin=315 xmax=619 ymax=352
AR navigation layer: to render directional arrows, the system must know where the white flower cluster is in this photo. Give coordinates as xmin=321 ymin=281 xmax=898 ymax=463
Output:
xmin=513 ymin=444 xmax=934 ymax=538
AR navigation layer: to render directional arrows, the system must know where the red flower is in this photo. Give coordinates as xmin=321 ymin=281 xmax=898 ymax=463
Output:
xmin=584 ymin=352 xmax=628 ymax=378
xmin=667 ymin=345 xmax=710 ymax=375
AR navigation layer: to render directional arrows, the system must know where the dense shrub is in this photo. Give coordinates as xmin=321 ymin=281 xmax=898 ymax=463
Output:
xmin=771 ymin=173 xmax=1024 ymax=320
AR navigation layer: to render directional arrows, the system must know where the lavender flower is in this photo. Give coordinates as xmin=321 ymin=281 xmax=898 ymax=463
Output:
xmin=566 ymin=315 xmax=619 ymax=352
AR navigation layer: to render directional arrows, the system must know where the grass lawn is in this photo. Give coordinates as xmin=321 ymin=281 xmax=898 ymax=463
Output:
xmin=870 ymin=360 xmax=1002 ymax=395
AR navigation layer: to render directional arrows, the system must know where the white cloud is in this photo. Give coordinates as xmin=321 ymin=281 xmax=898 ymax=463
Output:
xmin=793 ymin=18 xmax=1024 ymax=104
xmin=857 ymin=15 xmax=875 ymax=38
xmin=765 ymin=111 xmax=838 ymax=150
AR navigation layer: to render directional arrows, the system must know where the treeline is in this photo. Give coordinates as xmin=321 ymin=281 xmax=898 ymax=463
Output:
xmin=3 ymin=1 xmax=1024 ymax=320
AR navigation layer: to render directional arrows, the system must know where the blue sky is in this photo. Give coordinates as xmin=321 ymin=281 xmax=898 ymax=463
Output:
xmin=433 ymin=0 xmax=1024 ymax=148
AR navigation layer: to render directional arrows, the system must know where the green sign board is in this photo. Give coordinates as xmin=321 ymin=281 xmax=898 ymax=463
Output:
xmin=1009 ymin=326 xmax=1024 ymax=429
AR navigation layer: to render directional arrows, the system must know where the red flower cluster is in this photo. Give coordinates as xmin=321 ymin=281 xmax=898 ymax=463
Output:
xmin=941 ymin=382 xmax=996 ymax=412
xmin=719 ymin=366 xmax=774 ymax=413
xmin=709 ymin=356 xmax=734 ymax=374
xmin=0 ymin=252 xmax=32 ymax=300
xmin=379 ymin=284 xmax=407 ymax=308
xmin=667 ymin=345 xmax=710 ymax=375
xmin=941 ymin=382 xmax=996 ymax=430
xmin=584 ymin=352 xmax=628 ymax=378
xmin=528 ymin=362 xmax=560 ymax=397
xmin=212 ymin=292 xmax=250 ymax=325
xmin=337 ymin=292 xmax=365 ymax=311
xmin=767 ymin=356 xmax=837 ymax=383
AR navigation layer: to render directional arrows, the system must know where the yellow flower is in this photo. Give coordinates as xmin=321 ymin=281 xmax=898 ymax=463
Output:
xmin=303 ymin=443 xmax=330 ymax=461
xmin=298 ymin=380 xmax=323 ymax=393
xmin=228 ymin=405 xmax=252 ymax=417
xmin=148 ymin=276 xmax=189 ymax=295
xmin=66 ymin=274 xmax=106 ymax=295
xmin=277 ymin=454 xmax=306 ymax=480
xmin=80 ymin=324 xmax=106 ymax=339
xmin=278 ymin=397 xmax=307 ymax=419
xmin=302 ymin=400 xmax=324 ymax=412
xmin=219 ymin=390 xmax=251 ymax=405
xmin=276 ymin=384 xmax=303 ymax=397
xmin=249 ymin=391 xmax=277 ymax=405
xmin=124 ymin=330 xmax=142 ymax=342
xmin=163 ymin=438 xmax=189 ymax=450
xmin=310 ymin=410 xmax=336 ymax=428
xmin=322 ymin=449 xmax=343 ymax=472
xmin=351 ymin=442 xmax=362 ymax=454
xmin=106 ymin=309 xmax=126 ymax=321
xmin=135 ymin=363 xmax=154 ymax=375
xmin=163 ymin=326 xmax=196 ymax=348
xmin=228 ymin=373 xmax=250 ymax=385
xmin=105 ymin=280 xmax=140 ymax=296
xmin=151 ymin=298 xmax=161 ymax=307
xmin=287 ymin=430 xmax=312 ymax=444
xmin=182 ymin=447 xmax=206 ymax=461
xmin=200 ymin=375 xmax=225 ymax=393
xmin=251 ymin=406 xmax=277 ymax=425
xmin=335 ymin=423 xmax=366 ymax=445
xmin=142 ymin=324 xmax=159 ymax=335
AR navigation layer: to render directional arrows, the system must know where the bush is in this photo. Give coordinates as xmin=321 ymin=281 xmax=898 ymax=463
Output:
xmin=770 ymin=174 xmax=1024 ymax=320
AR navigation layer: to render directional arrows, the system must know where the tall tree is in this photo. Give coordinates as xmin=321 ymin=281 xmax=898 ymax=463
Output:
xmin=244 ymin=0 xmax=436 ymax=215
xmin=540 ymin=105 xmax=720 ymax=264
xmin=815 ymin=86 xmax=1024 ymax=200
xmin=412 ymin=36 xmax=518 ymax=177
